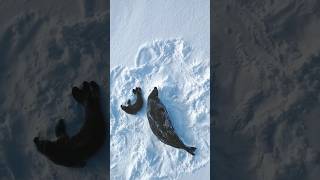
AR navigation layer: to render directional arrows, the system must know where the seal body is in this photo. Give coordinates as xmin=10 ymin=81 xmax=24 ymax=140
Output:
xmin=147 ymin=87 xmax=196 ymax=155
xmin=34 ymin=81 xmax=106 ymax=167
xmin=121 ymin=87 xmax=143 ymax=114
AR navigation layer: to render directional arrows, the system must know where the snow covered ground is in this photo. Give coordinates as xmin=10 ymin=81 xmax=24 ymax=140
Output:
xmin=0 ymin=1 xmax=109 ymax=179
xmin=110 ymin=0 xmax=210 ymax=179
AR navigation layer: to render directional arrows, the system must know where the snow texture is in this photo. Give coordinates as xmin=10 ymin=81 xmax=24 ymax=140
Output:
xmin=0 ymin=8 xmax=108 ymax=179
xmin=110 ymin=39 xmax=210 ymax=180
xmin=213 ymin=0 xmax=320 ymax=179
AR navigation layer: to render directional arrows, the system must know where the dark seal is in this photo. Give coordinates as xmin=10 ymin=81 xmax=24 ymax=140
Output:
xmin=33 ymin=81 xmax=106 ymax=167
xmin=121 ymin=87 xmax=143 ymax=114
xmin=147 ymin=87 xmax=196 ymax=155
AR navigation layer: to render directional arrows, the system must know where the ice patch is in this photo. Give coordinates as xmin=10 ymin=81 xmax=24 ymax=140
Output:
xmin=110 ymin=39 xmax=210 ymax=180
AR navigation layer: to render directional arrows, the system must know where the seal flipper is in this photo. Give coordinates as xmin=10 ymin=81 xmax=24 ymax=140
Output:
xmin=55 ymin=119 xmax=67 ymax=138
xmin=183 ymin=146 xmax=197 ymax=156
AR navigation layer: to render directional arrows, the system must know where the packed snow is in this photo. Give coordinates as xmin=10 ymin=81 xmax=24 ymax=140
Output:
xmin=110 ymin=39 xmax=210 ymax=180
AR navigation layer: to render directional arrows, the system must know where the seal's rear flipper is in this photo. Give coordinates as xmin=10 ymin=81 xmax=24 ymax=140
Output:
xmin=55 ymin=119 xmax=67 ymax=138
xmin=184 ymin=146 xmax=197 ymax=156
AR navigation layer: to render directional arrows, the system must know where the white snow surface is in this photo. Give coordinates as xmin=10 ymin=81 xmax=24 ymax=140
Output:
xmin=110 ymin=39 xmax=210 ymax=180
xmin=111 ymin=0 xmax=210 ymax=69
xmin=111 ymin=0 xmax=210 ymax=179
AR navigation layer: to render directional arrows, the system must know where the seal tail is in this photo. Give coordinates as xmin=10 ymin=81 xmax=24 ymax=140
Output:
xmin=184 ymin=146 xmax=197 ymax=156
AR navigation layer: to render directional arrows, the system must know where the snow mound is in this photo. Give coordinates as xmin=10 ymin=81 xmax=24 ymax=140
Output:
xmin=110 ymin=39 xmax=210 ymax=180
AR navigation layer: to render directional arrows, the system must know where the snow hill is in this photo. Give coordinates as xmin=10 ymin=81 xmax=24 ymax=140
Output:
xmin=110 ymin=39 xmax=210 ymax=180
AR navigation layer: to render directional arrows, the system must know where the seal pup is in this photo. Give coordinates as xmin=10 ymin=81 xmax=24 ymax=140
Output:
xmin=147 ymin=87 xmax=196 ymax=155
xmin=33 ymin=81 xmax=106 ymax=167
xmin=121 ymin=87 xmax=143 ymax=114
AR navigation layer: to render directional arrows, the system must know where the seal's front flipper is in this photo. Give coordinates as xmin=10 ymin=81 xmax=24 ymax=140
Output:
xmin=55 ymin=119 xmax=67 ymax=138
xmin=184 ymin=146 xmax=197 ymax=156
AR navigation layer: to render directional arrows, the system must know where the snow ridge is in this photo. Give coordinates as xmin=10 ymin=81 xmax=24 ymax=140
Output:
xmin=110 ymin=39 xmax=210 ymax=180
